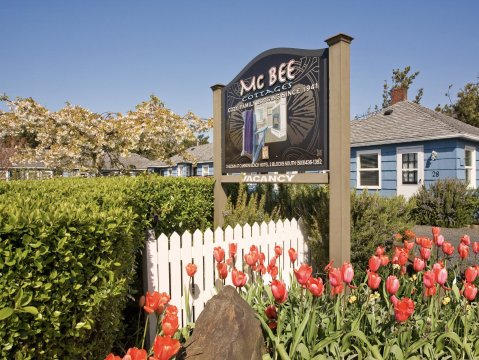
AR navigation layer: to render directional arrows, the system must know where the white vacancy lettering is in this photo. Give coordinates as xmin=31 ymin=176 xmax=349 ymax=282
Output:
xmin=243 ymin=174 xmax=295 ymax=183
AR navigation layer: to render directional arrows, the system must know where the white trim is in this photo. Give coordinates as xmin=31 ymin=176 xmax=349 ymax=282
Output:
xmin=465 ymin=146 xmax=476 ymax=189
xmin=396 ymin=145 xmax=424 ymax=198
xmin=351 ymin=134 xmax=479 ymax=148
xmin=202 ymin=164 xmax=209 ymax=176
xmin=356 ymin=149 xmax=381 ymax=189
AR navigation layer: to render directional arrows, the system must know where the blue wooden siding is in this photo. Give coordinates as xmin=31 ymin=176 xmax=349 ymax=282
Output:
xmin=351 ymin=138 xmax=479 ymax=196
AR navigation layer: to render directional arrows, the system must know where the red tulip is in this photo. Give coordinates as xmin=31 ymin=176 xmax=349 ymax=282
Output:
xmin=232 ymin=269 xmax=247 ymax=287
xmin=403 ymin=240 xmax=414 ymax=252
xmin=269 ymin=255 xmax=277 ymax=268
xmin=420 ymin=247 xmax=431 ymax=260
xmin=386 ymin=275 xmax=400 ymax=295
xmin=104 ymin=354 xmax=121 ymax=360
xmin=161 ymin=314 xmax=179 ymax=337
xmin=435 ymin=267 xmax=448 ymax=285
xmin=458 ymin=242 xmax=469 ymax=259
xmin=153 ymin=335 xmax=181 ymax=360
xmin=464 ymin=282 xmax=478 ymax=301
xmin=294 ymin=263 xmax=313 ymax=286
xmin=413 ymin=257 xmax=425 ymax=272
xmin=368 ymin=255 xmax=381 ymax=272
xmin=330 ymin=283 xmax=344 ymax=295
xmin=124 ymin=347 xmax=147 ymax=360
xmin=259 ymin=252 xmax=266 ymax=265
xmin=341 ymin=263 xmax=354 ymax=284
xmin=423 ymin=271 xmax=436 ymax=289
xmin=367 ymin=271 xmax=381 ymax=290
xmin=432 ymin=226 xmax=440 ymax=237
xmin=144 ymin=291 xmax=170 ymax=314
xmin=473 ymin=242 xmax=479 ymax=254
xmin=375 ymin=246 xmax=385 ymax=256
xmin=274 ymin=245 xmax=282 ymax=256
xmin=436 ymin=235 xmax=445 ymax=246
xmin=229 ymin=243 xmax=237 ymax=258
xmin=165 ymin=305 xmax=178 ymax=317
xmin=307 ymin=277 xmax=324 ymax=297
xmin=394 ymin=297 xmax=414 ymax=322
xmin=265 ymin=305 xmax=277 ymax=319
xmin=328 ymin=267 xmax=342 ymax=287
xmin=392 ymin=247 xmax=408 ymax=265
xmin=267 ymin=264 xmax=278 ymax=279
xmin=213 ymin=246 xmax=225 ymax=263
xmin=288 ymin=248 xmax=297 ymax=264
xmin=245 ymin=252 xmax=258 ymax=266
xmin=461 ymin=234 xmax=471 ymax=246
xmin=442 ymin=241 xmax=454 ymax=256
xmin=186 ymin=263 xmax=197 ymax=277
xmin=217 ymin=262 xmax=228 ymax=279
xmin=380 ymin=255 xmax=389 ymax=266
xmin=425 ymin=286 xmax=437 ymax=296
xmin=404 ymin=229 xmax=416 ymax=240
xmin=271 ymin=279 xmax=288 ymax=303
xmin=268 ymin=321 xmax=277 ymax=329
xmin=465 ymin=266 xmax=478 ymax=283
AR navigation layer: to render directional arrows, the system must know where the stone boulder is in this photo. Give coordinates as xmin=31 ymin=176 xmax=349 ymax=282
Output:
xmin=179 ymin=285 xmax=265 ymax=360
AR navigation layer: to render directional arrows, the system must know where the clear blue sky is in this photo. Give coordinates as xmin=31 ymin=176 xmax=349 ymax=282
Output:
xmin=1 ymin=0 xmax=478 ymax=122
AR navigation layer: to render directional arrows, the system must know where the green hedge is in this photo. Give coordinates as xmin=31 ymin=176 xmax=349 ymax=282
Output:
xmin=0 ymin=176 xmax=213 ymax=359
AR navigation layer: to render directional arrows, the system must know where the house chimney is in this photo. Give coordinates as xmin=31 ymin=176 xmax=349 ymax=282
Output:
xmin=391 ymin=87 xmax=407 ymax=105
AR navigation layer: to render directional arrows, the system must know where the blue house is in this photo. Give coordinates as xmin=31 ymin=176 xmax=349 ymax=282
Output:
xmin=351 ymin=98 xmax=479 ymax=197
xmin=148 ymin=143 xmax=214 ymax=177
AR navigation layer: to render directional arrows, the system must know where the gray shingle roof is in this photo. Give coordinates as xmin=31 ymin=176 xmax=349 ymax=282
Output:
xmin=161 ymin=143 xmax=213 ymax=166
xmin=103 ymin=153 xmax=164 ymax=171
xmin=351 ymin=101 xmax=479 ymax=147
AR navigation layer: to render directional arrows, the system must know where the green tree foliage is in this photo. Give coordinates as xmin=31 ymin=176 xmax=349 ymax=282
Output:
xmin=436 ymin=80 xmax=479 ymax=127
xmin=382 ymin=66 xmax=424 ymax=108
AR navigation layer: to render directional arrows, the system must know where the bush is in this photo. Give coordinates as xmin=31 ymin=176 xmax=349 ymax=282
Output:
xmin=412 ymin=179 xmax=477 ymax=228
xmin=0 ymin=176 xmax=213 ymax=359
xmin=224 ymin=184 xmax=413 ymax=272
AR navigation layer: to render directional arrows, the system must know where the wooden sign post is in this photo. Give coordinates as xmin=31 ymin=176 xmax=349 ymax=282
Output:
xmin=212 ymin=34 xmax=353 ymax=265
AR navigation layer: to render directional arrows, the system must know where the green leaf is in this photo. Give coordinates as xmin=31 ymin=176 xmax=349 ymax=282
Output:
xmin=0 ymin=307 xmax=15 ymax=320
xmin=21 ymin=306 xmax=38 ymax=315
xmin=388 ymin=344 xmax=404 ymax=360
xmin=296 ymin=343 xmax=310 ymax=360
xmin=290 ymin=308 xmax=311 ymax=357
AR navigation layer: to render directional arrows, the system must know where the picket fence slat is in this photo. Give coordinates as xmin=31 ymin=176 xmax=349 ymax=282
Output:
xmin=146 ymin=218 xmax=307 ymax=324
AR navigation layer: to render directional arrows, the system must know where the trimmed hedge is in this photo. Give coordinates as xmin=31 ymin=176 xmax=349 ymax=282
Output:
xmin=0 ymin=176 xmax=213 ymax=359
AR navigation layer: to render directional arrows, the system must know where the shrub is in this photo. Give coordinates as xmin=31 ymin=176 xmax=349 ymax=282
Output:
xmin=0 ymin=176 xmax=213 ymax=359
xmin=412 ymin=179 xmax=476 ymax=228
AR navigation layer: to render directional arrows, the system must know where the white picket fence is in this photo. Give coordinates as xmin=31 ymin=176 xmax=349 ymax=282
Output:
xmin=144 ymin=218 xmax=308 ymax=328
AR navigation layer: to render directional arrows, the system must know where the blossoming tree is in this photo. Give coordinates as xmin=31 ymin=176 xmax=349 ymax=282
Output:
xmin=0 ymin=95 xmax=210 ymax=175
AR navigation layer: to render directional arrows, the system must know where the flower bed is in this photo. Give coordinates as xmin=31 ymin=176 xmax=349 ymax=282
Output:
xmin=107 ymin=227 xmax=479 ymax=359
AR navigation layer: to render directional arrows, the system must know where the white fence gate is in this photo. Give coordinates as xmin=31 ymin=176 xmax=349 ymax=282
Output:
xmin=145 ymin=218 xmax=307 ymax=328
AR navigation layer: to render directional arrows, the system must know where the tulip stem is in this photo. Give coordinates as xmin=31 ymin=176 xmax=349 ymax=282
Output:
xmin=141 ymin=315 xmax=149 ymax=350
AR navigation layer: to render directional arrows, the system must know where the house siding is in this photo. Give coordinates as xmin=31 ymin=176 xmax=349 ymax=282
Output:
xmin=351 ymin=138 xmax=476 ymax=196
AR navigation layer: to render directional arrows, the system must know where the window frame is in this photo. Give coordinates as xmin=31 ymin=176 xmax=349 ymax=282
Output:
xmin=356 ymin=149 xmax=382 ymax=190
xmin=202 ymin=164 xmax=209 ymax=176
xmin=465 ymin=146 xmax=476 ymax=188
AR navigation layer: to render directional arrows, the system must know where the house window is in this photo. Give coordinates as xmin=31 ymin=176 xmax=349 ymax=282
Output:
xmin=465 ymin=147 xmax=476 ymax=188
xmin=402 ymin=153 xmax=418 ymax=184
xmin=202 ymin=165 xmax=209 ymax=176
xmin=357 ymin=150 xmax=381 ymax=189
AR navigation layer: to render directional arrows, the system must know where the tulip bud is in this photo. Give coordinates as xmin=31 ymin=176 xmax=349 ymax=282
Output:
xmin=461 ymin=235 xmax=471 ymax=246
xmin=423 ymin=271 xmax=436 ymax=289
xmin=473 ymin=242 xmax=479 ymax=254
xmin=274 ymin=245 xmax=282 ymax=256
xmin=138 ymin=295 xmax=146 ymax=308
xmin=368 ymin=255 xmax=381 ymax=272
xmin=442 ymin=241 xmax=454 ymax=256
xmin=465 ymin=266 xmax=478 ymax=283
xmin=464 ymin=282 xmax=478 ymax=301
xmin=436 ymin=234 xmax=444 ymax=246
xmin=367 ymin=271 xmax=381 ymax=290
xmin=288 ymin=248 xmax=297 ymax=264
xmin=413 ymin=257 xmax=425 ymax=272
xmin=341 ymin=262 xmax=354 ymax=284
xmin=420 ymin=247 xmax=431 ymax=260
xmin=386 ymin=275 xmax=400 ymax=295
xmin=458 ymin=242 xmax=469 ymax=259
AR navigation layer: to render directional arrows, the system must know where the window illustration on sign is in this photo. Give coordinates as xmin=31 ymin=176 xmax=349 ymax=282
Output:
xmin=222 ymin=48 xmax=328 ymax=174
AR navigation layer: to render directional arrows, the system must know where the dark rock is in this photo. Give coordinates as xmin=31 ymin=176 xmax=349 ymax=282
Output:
xmin=179 ymin=285 xmax=265 ymax=360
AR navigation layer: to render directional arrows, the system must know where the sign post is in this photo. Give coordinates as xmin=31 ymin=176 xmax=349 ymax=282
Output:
xmin=212 ymin=34 xmax=352 ymax=265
